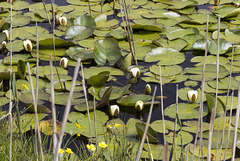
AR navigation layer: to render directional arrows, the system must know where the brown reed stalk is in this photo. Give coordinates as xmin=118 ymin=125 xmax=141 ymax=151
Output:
xmin=207 ymin=16 xmax=220 ymax=161
xmin=146 ymin=136 xmax=153 ymax=161
xmin=231 ymin=79 xmax=240 ymax=160
xmin=27 ymin=62 xmax=44 ymax=161
xmin=170 ymin=84 xmax=179 ymax=160
xmin=93 ymin=87 xmax=97 ymax=151
xmin=80 ymin=63 xmax=92 ymax=144
xmin=218 ymin=43 xmax=234 ymax=160
xmin=135 ymin=86 xmax=157 ymax=161
xmin=88 ymin=0 xmax=92 ymax=16
xmin=54 ymin=58 xmax=81 ymax=161
xmin=191 ymin=15 xmax=209 ymax=161
xmin=121 ymin=0 xmax=138 ymax=66
xmin=42 ymin=0 xmax=52 ymax=27
xmin=224 ymin=91 xmax=234 ymax=160
xmin=50 ymin=55 xmax=57 ymax=154
xmin=159 ymin=65 xmax=166 ymax=145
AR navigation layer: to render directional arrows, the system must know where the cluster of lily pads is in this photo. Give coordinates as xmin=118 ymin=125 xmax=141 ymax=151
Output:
xmin=1 ymin=0 xmax=240 ymax=160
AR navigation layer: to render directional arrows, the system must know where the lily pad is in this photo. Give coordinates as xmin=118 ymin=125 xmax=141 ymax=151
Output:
xmin=150 ymin=65 xmax=182 ymax=77
xmin=165 ymin=103 xmax=208 ymax=119
xmin=93 ymin=38 xmax=121 ymax=66
xmin=151 ymin=120 xmax=180 ymax=134
xmin=208 ymin=38 xmax=232 ymax=55
xmin=117 ymin=94 xmax=152 ymax=106
xmin=166 ymin=131 xmax=193 ymax=146
xmin=99 ymin=84 xmax=131 ymax=100
xmin=145 ymin=47 xmax=185 ymax=65
xmin=206 ymin=93 xmax=225 ymax=117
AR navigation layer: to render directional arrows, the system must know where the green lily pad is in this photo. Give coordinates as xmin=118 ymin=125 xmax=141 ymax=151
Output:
xmin=0 ymin=97 xmax=9 ymax=106
xmin=93 ymin=38 xmax=121 ymax=66
xmin=207 ymin=77 xmax=239 ymax=90
xmin=214 ymin=5 xmax=240 ymax=18
xmin=150 ymin=65 xmax=182 ymax=77
xmin=164 ymin=27 xmax=198 ymax=40
xmin=136 ymin=122 xmax=158 ymax=143
xmin=151 ymin=120 xmax=180 ymax=134
xmin=208 ymin=38 xmax=232 ymax=55
xmin=126 ymin=118 xmax=144 ymax=136
xmin=178 ymin=87 xmax=205 ymax=103
xmin=3 ymin=54 xmax=33 ymax=65
xmin=51 ymin=92 xmax=84 ymax=105
xmin=65 ymin=26 xmax=94 ymax=40
xmin=110 ymin=27 xmax=127 ymax=40
xmin=65 ymin=111 xmax=107 ymax=137
xmin=117 ymin=94 xmax=152 ymax=106
xmin=87 ymin=71 xmax=110 ymax=87
xmin=225 ymin=29 xmax=240 ymax=44
xmin=206 ymin=93 xmax=225 ymax=117
xmin=12 ymin=14 xmax=31 ymax=27
xmin=99 ymin=84 xmax=131 ymax=100
xmin=153 ymin=38 xmax=188 ymax=51
xmin=74 ymin=101 xmax=94 ymax=112
xmin=165 ymin=103 xmax=208 ymax=119
xmin=186 ymin=64 xmax=230 ymax=81
xmin=6 ymin=40 xmax=24 ymax=53
xmin=39 ymin=38 xmax=74 ymax=47
xmin=182 ymin=121 xmax=210 ymax=133
xmin=81 ymin=66 xmax=124 ymax=79
xmin=218 ymin=96 xmax=238 ymax=110
xmin=166 ymin=131 xmax=193 ymax=146
xmin=20 ymin=113 xmax=47 ymax=133
xmin=145 ymin=47 xmax=185 ymax=65
xmin=191 ymin=55 xmax=230 ymax=66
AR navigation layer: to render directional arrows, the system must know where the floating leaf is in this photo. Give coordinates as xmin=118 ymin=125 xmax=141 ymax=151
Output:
xmin=206 ymin=93 xmax=225 ymax=117
xmin=136 ymin=122 xmax=158 ymax=143
xmin=93 ymin=38 xmax=121 ymax=66
xmin=145 ymin=47 xmax=185 ymax=65
xmin=165 ymin=27 xmax=198 ymax=40
xmin=150 ymin=65 xmax=182 ymax=77
xmin=117 ymin=94 xmax=152 ymax=106
xmin=87 ymin=71 xmax=110 ymax=87
xmin=99 ymin=84 xmax=131 ymax=100
xmin=165 ymin=103 xmax=208 ymax=119
xmin=151 ymin=120 xmax=180 ymax=134
xmin=166 ymin=131 xmax=193 ymax=146
xmin=208 ymin=38 xmax=232 ymax=55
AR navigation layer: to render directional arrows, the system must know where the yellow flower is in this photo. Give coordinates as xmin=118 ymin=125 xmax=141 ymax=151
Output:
xmin=107 ymin=125 xmax=112 ymax=129
xmin=22 ymin=84 xmax=29 ymax=90
xmin=76 ymin=122 xmax=82 ymax=129
xmin=114 ymin=123 xmax=122 ymax=128
xmin=77 ymin=133 xmax=81 ymax=137
xmin=98 ymin=142 xmax=108 ymax=148
xmin=66 ymin=148 xmax=73 ymax=154
xmin=86 ymin=144 xmax=96 ymax=151
xmin=59 ymin=148 xmax=64 ymax=154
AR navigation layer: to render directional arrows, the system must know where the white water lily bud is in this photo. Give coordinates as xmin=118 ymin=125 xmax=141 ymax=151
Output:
xmin=130 ymin=67 xmax=140 ymax=78
xmin=23 ymin=39 xmax=33 ymax=52
xmin=235 ymin=3 xmax=240 ymax=7
xmin=3 ymin=30 xmax=9 ymax=41
xmin=60 ymin=57 xmax=68 ymax=68
xmin=109 ymin=105 xmax=119 ymax=116
xmin=59 ymin=16 xmax=67 ymax=26
xmin=214 ymin=0 xmax=220 ymax=5
xmin=2 ymin=41 xmax=6 ymax=48
xmin=145 ymin=84 xmax=151 ymax=95
xmin=187 ymin=90 xmax=198 ymax=103
xmin=135 ymin=101 xmax=144 ymax=111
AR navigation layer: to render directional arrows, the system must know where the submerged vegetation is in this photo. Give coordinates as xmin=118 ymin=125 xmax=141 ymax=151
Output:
xmin=1 ymin=0 xmax=240 ymax=160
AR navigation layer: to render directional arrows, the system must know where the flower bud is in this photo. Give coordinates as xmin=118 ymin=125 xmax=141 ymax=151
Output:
xmin=130 ymin=67 xmax=140 ymax=78
xmin=145 ymin=84 xmax=151 ymax=95
xmin=3 ymin=30 xmax=9 ymax=41
xmin=60 ymin=57 xmax=69 ymax=68
xmin=135 ymin=100 xmax=144 ymax=111
xmin=109 ymin=105 xmax=119 ymax=116
xmin=2 ymin=41 xmax=6 ymax=48
xmin=23 ymin=39 xmax=33 ymax=52
xmin=235 ymin=3 xmax=240 ymax=7
xmin=59 ymin=16 xmax=67 ymax=26
xmin=214 ymin=0 xmax=220 ymax=5
xmin=187 ymin=90 xmax=198 ymax=103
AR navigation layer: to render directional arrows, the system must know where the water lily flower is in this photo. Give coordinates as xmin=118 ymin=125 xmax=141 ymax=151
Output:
xmin=3 ymin=30 xmax=9 ymax=41
xmin=130 ymin=67 xmax=140 ymax=78
xmin=59 ymin=16 xmax=67 ymax=26
xmin=235 ymin=3 xmax=240 ymax=7
xmin=2 ymin=41 xmax=6 ymax=48
xmin=135 ymin=100 xmax=144 ymax=111
xmin=187 ymin=90 xmax=198 ymax=103
xmin=145 ymin=84 xmax=151 ymax=95
xmin=23 ymin=39 xmax=33 ymax=52
xmin=66 ymin=148 xmax=73 ymax=154
xmin=59 ymin=148 xmax=64 ymax=154
xmin=86 ymin=144 xmax=96 ymax=151
xmin=60 ymin=57 xmax=68 ymax=68
xmin=98 ymin=142 xmax=108 ymax=148
xmin=109 ymin=105 xmax=119 ymax=116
